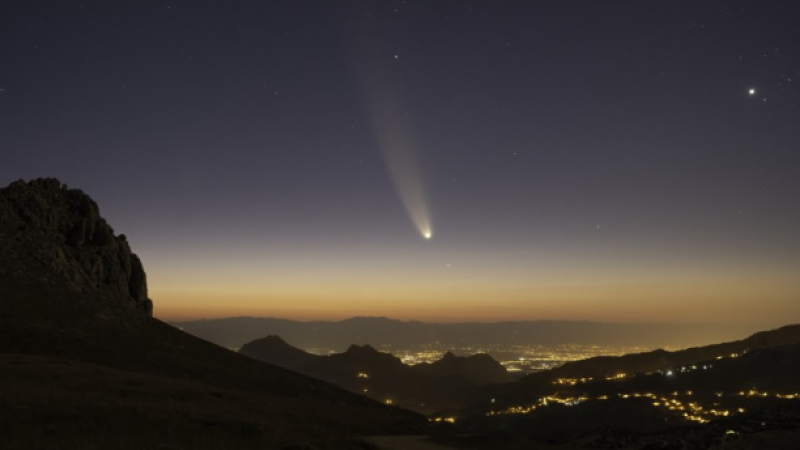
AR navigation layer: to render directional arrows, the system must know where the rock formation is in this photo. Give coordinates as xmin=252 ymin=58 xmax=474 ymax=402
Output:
xmin=0 ymin=178 xmax=152 ymax=315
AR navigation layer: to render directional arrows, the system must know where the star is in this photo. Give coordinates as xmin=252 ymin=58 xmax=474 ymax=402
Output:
xmin=748 ymin=88 xmax=756 ymax=95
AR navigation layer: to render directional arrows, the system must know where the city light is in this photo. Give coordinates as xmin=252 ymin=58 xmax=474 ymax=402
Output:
xmin=486 ymin=389 xmax=800 ymax=425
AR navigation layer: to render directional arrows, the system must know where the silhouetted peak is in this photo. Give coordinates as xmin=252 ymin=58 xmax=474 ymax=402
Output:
xmin=249 ymin=335 xmax=292 ymax=348
xmin=0 ymin=178 xmax=152 ymax=315
xmin=420 ymin=350 xmax=511 ymax=385
xmin=438 ymin=351 xmax=494 ymax=364
xmin=345 ymin=344 xmax=379 ymax=355
xmin=238 ymin=334 xmax=319 ymax=371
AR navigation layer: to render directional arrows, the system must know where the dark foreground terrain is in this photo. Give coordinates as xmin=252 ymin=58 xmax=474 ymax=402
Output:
xmin=0 ymin=179 xmax=423 ymax=449
xmin=445 ymin=326 xmax=800 ymax=449
xmin=0 ymin=274 xmax=425 ymax=449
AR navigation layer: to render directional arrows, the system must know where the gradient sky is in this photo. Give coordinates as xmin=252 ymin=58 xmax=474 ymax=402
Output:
xmin=2 ymin=1 xmax=799 ymax=326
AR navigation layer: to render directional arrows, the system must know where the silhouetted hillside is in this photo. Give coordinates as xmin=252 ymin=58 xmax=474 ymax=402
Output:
xmin=456 ymin=328 xmax=800 ymax=448
xmin=240 ymin=336 xmax=512 ymax=414
xmin=0 ymin=179 xmax=423 ymax=449
xmin=516 ymin=324 xmax=800 ymax=387
xmin=466 ymin=324 xmax=800 ymax=416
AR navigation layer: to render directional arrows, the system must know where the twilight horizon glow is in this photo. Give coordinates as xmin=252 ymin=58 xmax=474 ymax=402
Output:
xmin=1 ymin=2 xmax=798 ymax=333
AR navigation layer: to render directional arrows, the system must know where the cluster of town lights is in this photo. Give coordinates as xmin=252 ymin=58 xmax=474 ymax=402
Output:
xmin=367 ymin=351 xmax=798 ymax=428
xmin=429 ymin=416 xmax=456 ymax=424
xmin=487 ymin=394 xmax=589 ymax=416
xmin=487 ymin=388 xmax=799 ymax=425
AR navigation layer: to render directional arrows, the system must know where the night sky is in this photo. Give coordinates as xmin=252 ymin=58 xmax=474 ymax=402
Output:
xmin=2 ymin=1 xmax=799 ymax=326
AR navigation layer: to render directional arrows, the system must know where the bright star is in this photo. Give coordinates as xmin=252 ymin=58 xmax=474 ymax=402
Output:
xmin=748 ymin=88 xmax=756 ymax=95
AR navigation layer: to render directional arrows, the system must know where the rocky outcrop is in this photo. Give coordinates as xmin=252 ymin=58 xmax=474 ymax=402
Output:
xmin=0 ymin=178 xmax=152 ymax=315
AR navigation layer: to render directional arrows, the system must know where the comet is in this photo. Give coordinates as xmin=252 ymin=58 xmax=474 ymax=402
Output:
xmin=363 ymin=64 xmax=432 ymax=241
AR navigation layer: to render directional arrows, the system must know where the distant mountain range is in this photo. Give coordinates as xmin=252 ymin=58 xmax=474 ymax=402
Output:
xmin=240 ymin=335 xmax=511 ymax=414
xmin=172 ymin=315 xmax=759 ymax=351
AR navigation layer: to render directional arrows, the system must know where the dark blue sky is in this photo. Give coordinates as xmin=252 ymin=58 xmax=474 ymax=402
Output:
xmin=2 ymin=1 xmax=799 ymax=325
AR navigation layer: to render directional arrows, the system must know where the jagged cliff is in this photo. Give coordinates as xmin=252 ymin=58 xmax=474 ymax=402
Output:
xmin=0 ymin=178 xmax=152 ymax=315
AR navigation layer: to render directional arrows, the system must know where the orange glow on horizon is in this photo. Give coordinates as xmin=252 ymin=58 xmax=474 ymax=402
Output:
xmin=151 ymin=274 xmax=800 ymax=324
xmin=143 ymin=239 xmax=800 ymax=325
